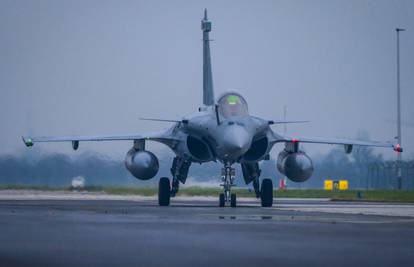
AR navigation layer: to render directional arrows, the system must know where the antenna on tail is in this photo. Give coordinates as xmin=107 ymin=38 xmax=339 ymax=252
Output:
xmin=201 ymin=9 xmax=215 ymax=106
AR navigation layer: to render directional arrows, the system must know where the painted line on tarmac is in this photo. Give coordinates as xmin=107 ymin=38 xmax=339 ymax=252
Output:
xmin=277 ymin=204 xmax=414 ymax=218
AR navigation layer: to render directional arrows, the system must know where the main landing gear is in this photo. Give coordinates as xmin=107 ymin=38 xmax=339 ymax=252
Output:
xmin=260 ymin=178 xmax=273 ymax=207
xmin=158 ymin=177 xmax=171 ymax=206
xmin=158 ymin=163 xmax=274 ymax=207
xmin=159 ymin=175 xmax=273 ymax=207
xmin=159 ymin=157 xmax=192 ymax=206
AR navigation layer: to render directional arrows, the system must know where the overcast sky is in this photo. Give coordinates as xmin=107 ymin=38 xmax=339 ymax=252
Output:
xmin=1 ymin=0 xmax=413 ymax=160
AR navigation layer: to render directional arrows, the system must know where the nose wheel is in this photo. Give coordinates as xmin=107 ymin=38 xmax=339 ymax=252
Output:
xmin=219 ymin=193 xmax=225 ymax=207
xmin=219 ymin=163 xmax=237 ymax=207
xmin=219 ymin=193 xmax=237 ymax=208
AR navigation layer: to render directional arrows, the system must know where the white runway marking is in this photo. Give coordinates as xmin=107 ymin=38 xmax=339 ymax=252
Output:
xmin=277 ymin=203 xmax=414 ymax=218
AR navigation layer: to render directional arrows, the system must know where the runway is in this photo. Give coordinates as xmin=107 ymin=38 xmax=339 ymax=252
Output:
xmin=0 ymin=197 xmax=413 ymax=267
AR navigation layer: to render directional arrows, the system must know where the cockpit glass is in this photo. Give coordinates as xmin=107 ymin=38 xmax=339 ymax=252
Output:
xmin=217 ymin=93 xmax=248 ymax=118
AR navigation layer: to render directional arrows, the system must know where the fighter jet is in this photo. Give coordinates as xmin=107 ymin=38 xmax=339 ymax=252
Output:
xmin=23 ymin=9 xmax=402 ymax=207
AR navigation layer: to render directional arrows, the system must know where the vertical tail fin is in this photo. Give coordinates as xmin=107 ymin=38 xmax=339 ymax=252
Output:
xmin=201 ymin=9 xmax=215 ymax=106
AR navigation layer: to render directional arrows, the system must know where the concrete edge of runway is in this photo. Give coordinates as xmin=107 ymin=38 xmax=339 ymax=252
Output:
xmin=0 ymin=189 xmax=331 ymax=202
xmin=1 ymin=189 xmax=414 ymax=218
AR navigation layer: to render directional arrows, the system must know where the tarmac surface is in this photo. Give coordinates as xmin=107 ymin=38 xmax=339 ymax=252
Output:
xmin=0 ymin=196 xmax=413 ymax=267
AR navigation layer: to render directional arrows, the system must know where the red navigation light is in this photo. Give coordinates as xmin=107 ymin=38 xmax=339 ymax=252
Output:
xmin=291 ymin=138 xmax=299 ymax=143
xmin=393 ymin=144 xmax=403 ymax=153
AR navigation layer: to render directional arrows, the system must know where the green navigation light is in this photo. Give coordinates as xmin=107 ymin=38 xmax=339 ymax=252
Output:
xmin=25 ymin=138 xmax=33 ymax=147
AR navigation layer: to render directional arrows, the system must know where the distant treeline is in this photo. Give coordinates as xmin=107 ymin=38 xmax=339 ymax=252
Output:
xmin=0 ymin=147 xmax=413 ymax=189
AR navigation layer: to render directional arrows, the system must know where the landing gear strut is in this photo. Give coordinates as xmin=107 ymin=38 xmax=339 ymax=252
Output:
xmin=219 ymin=162 xmax=237 ymax=207
xmin=171 ymin=178 xmax=179 ymax=197
xmin=241 ymin=162 xmax=261 ymax=198
xmin=170 ymin=157 xmax=191 ymax=197
xmin=253 ymin=178 xmax=260 ymax=198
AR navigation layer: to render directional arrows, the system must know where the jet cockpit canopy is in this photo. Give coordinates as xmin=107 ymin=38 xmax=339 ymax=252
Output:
xmin=217 ymin=92 xmax=249 ymax=118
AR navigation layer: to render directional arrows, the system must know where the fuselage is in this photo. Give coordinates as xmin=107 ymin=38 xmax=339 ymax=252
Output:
xmin=175 ymin=91 xmax=271 ymax=164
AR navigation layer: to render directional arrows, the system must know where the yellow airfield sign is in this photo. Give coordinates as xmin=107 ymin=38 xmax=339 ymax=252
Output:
xmin=339 ymin=180 xmax=348 ymax=190
xmin=324 ymin=180 xmax=348 ymax=191
xmin=324 ymin=180 xmax=333 ymax=190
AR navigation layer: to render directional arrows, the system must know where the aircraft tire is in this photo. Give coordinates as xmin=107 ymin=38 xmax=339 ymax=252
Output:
xmin=219 ymin=193 xmax=225 ymax=207
xmin=158 ymin=177 xmax=171 ymax=206
xmin=230 ymin=193 xmax=237 ymax=207
xmin=261 ymin=178 xmax=273 ymax=207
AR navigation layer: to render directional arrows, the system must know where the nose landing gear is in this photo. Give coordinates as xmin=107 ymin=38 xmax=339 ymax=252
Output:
xmin=219 ymin=163 xmax=237 ymax=207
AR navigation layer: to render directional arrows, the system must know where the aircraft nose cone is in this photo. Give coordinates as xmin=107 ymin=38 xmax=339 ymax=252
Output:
xmin=219 ymin=125 xmax=251 ymax=159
